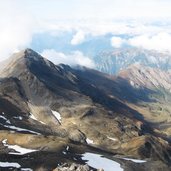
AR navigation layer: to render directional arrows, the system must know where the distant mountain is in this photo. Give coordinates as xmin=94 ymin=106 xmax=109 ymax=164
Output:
xmin=0 ymin=49 xmax=171 ymax=170
xmin=119 ymin=63 xmax=171 ymax=92
xmin=94 ymin=48 xmax=171 ymax=74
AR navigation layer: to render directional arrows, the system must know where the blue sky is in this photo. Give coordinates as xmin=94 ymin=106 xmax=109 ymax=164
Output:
xmin=1 ymin=0 xmax=171 ymax=67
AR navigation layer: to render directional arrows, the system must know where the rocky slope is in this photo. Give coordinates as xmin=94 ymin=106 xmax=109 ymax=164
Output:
xmin=118 ymin=64 xmax=171 ymax=138
xmin=0 ymin=49 xmax=171 ymax=170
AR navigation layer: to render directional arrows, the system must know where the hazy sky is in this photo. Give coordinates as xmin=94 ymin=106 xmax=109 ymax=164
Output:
xmin=1 ymin=0 xmax=171 ymax=66
xmin=2 ymin=0 xmax=171 ymax=19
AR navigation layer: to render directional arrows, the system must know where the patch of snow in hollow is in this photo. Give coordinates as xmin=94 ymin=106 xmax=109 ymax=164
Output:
xmin=63 ymin=146 xmax=70 ymax=155
xmin=6 ymin=120 xmax=11 ymax=124
xmin=0 ymin=123 xmax=41 ymax=135
xmin=2 ymin=139 xmax=38 ymax=155
xmin=123 ymin=158 xmax=146 ymax=163
xmin=0 ymin=115 xmax=7 ymax=120
xmin=18 ymin=116 xmax=23 ymax=120
xmin=29 ymin=113 xmax=37 ymax=120
xmin=0 ymin=161 xmax=21 ymax=168
xmin=21 ymin=168 xmax=33 ymax=171
xmin=130 ymin=80 xmax=135 ymax=87
xmin=7 ymin=125 xmax=40 ymax=135
xmin=86 ymin=138 xmax=94 ymax=144
xmin=0 ymin=115 xmax=11 ymax=124
xmin=62 ymin=151 xmax=67 ymax=155
xmin=13 ymin=116 xmax=23 ymax=120
xmin=29 ymin=113 xmax=46 ymax=125
xmin=51 ymin=110 xmax=62 ymax=123
xmin=107 ymin=136 xmax=118 ymax=141
xmin=66 ymin=146 xmax=69 ymax=151
xmin=82 ymin=153 xmax=123 ymax=171
xmin=62 ymin=145 xmax=71 ymax=155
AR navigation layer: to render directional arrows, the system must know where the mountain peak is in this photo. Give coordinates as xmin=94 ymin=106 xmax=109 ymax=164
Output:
xmin=15 ymin=48 xmax=42 ymax=60
xmin=0 ymin=48 xmax=44 ymax=77
xmin=23 ymin=48 xmax=39 ymax=57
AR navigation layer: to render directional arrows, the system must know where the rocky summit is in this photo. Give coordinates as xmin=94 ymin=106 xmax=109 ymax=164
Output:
xmin=0 ymin=49 xmax=171 ymax=171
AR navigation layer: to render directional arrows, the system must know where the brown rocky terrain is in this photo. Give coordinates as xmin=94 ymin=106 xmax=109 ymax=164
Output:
xmin=0 ymin=49 xmax=171 ymax=170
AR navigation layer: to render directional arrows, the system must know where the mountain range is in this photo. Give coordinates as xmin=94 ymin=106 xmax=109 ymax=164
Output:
xmin=0 ymin=49 xmax=171 ymax=171
xmin=94 ymin=48 xmax=171 ymax=74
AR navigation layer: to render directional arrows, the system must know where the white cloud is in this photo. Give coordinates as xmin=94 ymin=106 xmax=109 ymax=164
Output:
xmin=41 ymin=18 xmax=171 ymax=40
xmin=110 ymin=32 xmax=171 ymax=52
xmin=0 ymin=1 xmax=34 ymax=61
xmin=1 ymin=0 xmax=171 ymax=62
xmin=16 ymin=0 xmax=171 ymax=20
xmin=111 ymin=37 xmax=126 ymax=48
xmin=71 ymin=31 xmax=85 ymax=45
xmin=41 ymin=49 xmax=95 ymax=68
xmin=128 ymin=32 xmax=171 ymax=52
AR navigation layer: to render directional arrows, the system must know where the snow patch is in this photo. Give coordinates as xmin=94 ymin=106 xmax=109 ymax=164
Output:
xmin=21 ymin=168 xmax=33 ymax=171
xmin=62 ymin=151 xmax=67 ymax=155
xmin=29 ymin=113 xmax=46 ymax=125
xmin=7 ymin=125 xmax=40 ymax=135
xmin=82 ymin=153 xmax=123 ymax=171
xmin=51 ymin=110 xmax=62 ymax=123
xmin=0 ymin=115 xmax=7 ymax=120
xmin=0 ymin=161 xmax=21 ymax=168
xmin=29 ymin=113 xmax=37 ymax=120
xmin=0 ymin=115 xmax=11 ymax=124
xmin=13 ymin=116 xmax=23 ymax=120
xmin=0 ymin=123 xmax=40 ymax=135
xmin=130 ymin=80 xmax=135 ymax=87
xmin=123 ymin=157 xmax=146 ymax=163
xmin=63 ymin=146 xmax=70 ymax=155
xmin=107 ymin=136 xmax=118 ymax=141
xmin=86 ymin=138 xmax=94 ymax=144
xmin=66 ymin=146 xmax=69 ymax=151
xmin=2 ymin=139 xmax=38 ymax=155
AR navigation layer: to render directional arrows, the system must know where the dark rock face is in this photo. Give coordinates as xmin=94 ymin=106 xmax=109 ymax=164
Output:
xmin=0 ymin=49 xmax=171 ymax=171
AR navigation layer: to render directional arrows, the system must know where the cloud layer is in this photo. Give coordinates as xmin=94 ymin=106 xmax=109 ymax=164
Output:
xmin=41 ymin=49 xmax=95 ymax=68
xmin=1 ymin=0 xmax=171 ymax=62
xmin=111 ymin=37 xmax=126 ymax=48
xmin=128 ymin=33 xmax=171 ymax=52
xmin=110 ymin=32 xmax=171 ymax=52
xmin=71 ymin=31 xmax=85 ymax=45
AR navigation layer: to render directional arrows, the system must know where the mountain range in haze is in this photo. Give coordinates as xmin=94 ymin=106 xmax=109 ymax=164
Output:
xmin=93 ymin=48 xmax=171 ymax=75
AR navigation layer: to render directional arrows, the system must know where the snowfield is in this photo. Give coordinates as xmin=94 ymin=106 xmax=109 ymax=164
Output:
xmin=2 ymin=139 xmax=38 ymax=155
xmin=86 ymin=138 xmax=94 ymax=144
xmin=123 ymin=157 xmax=146 ymax=163
xmin=51 ymin=110 xmax=62 ymax=123
xmin=29 ymin=113 xmax=46 ymax=125
xmin=82 ymin=152 xmax=123 ymax=171
xmin=0 ymin=161 xmax=21 ymax=168
xmin=107 ymin=136 xmax=118 ymax=141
